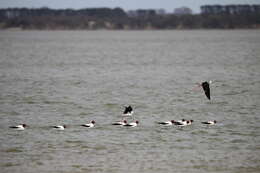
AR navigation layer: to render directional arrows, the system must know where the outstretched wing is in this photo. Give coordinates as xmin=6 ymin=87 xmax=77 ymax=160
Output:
xmin=123 ymin=106 xmax=133 ymax=114
xmin=202 ymin=82 xmax=210 ymax=100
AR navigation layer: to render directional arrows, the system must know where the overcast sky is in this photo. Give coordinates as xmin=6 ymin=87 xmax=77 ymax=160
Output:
xmin=0 ymin=0 xmax=259 ymax=13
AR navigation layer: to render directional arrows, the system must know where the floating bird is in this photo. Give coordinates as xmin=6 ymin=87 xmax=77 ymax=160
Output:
xmin=158 ymin=120 xmax=176 ymax=126
xmin=174 ymin=119 xmax=192 ymax=127
xmin=112 ymin=120 xmax=127 ymax=126
xmin=186 ymin=120 xmax=194 ymax=125
xmin=81 ymin=120 xmax=95 ymax=128
xmin=174 ymin=121 xmax=187 ymax=127
xmin=122 ymin=105 xmax=133 ymax=116
xmin=52 ymin=125 xmax=66 ymax=130
xmin=201 ymin=120 xmax=217 ymax=125
xmin=124 ymin=120 xmax=139 ymax=127
xmin=175 ymin=119 xmax=187 ymax=124
xmin=9 ymin=124 xmax=27 ymax=130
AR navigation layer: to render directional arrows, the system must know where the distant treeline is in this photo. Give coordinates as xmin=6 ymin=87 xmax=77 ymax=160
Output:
xmin=0 ymin=5 xmax=260 ymax=30
xmin=201 ymin=4 xmax=260 ymax=15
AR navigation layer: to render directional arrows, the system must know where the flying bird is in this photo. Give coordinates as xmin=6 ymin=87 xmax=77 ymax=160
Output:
xmin=123 ymin=105 xmax=133 ymax=116
xmin=201 ymin=81 xmax=211 ymax=100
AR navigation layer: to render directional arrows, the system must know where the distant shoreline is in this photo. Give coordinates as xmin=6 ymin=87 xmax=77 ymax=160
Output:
xmin=1 ymin=6 xmax=260 ymax=30
xmin=1 ymin=27 xmax=260 ymax=31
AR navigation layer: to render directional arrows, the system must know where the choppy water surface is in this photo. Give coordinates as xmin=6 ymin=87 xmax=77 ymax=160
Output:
xmin=0 ymin=30 xmax=260 ymax=173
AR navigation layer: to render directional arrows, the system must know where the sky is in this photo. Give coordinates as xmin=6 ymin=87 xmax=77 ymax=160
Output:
xmin=0 ymin=0 xmax=259 ymax=13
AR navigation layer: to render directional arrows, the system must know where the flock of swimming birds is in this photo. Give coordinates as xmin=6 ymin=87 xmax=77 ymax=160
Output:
xmin=9 ymin=81 xmax=217 ymax=130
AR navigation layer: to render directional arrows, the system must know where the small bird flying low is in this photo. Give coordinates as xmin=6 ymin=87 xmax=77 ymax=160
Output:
xmin=201 ymin=81 xmax=211 ymax=100
xmin=123 ymin=105 xmax=133 ymax=116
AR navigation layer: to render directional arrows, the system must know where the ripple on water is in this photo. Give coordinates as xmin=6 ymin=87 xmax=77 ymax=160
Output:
xmin=0 ymin=111 xmax=20 ymax=116
xmin=1 ymin=163 xmax=21 ymax=167
xmin=224 ymin=89 xmax=249 ymax=96
xmin=4 ymin=148 xmax=23 ymax=153
xmin=104 ymin=103 xmax=119 ymax=108
xmin=65 ymin=140 xmax=84 ymax=144
xmin=230 ymin=139 xmax=248 ymax=144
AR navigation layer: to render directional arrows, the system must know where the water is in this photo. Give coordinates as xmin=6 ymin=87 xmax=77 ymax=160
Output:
xmin=0 ymin=30 xmax=259 ymax=173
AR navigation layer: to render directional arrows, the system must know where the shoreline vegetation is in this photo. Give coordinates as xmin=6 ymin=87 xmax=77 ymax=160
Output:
xmin=0 ymin=5 xmax=260 ymax=30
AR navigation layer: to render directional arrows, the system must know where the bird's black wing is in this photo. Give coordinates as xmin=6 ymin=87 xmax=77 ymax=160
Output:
xmin=81 ymin=124 xmax=90 ymax=127
xmin=174 ymin=122 xmax=184 ymax=126
xmin=128 ymin=106 xmax=133 ymax=112
xmin=123 ymin=107 xmax=128 ymax=114
xmin=158 ymin=122 xmax=169 ymax=125
xmin=124 ymin=124 xmax=133 ymax=127
xmin=112 ymin=122 xmax=122 ymax=125
xmin=201 ymin=122 xmax=210 ymax=125
xmin=202 ymin=82 xmax=210 ymax=100
xmin=123 ymin=106 xmax=133 ymax=114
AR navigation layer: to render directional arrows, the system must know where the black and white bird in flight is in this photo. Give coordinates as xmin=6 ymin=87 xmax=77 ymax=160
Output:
xmin=194 ymin=81 xmax=212 ymax=100
xmin=201 ymin=81 xmax=211 ymax=100
xmin=122 ymin=105 xmax=133 ymax=117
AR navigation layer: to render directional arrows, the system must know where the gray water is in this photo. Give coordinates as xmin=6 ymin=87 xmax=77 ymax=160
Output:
xmin=0 ymin=30 xmax=259 ymax=173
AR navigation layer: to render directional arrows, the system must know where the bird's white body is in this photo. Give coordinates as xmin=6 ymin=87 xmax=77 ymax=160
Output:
xmin=10 ymin=124 xmax=26 ymax=130
xmin=124 ymin=121 xmax=139 ymax=127
xmin=82 ymin=123 xmax=94 ymax=128
xmin=174 ymin=119 xmax=189 ymax=127
xmin=175 ymin=122 xmax=187 ymax=127
xmin=81 ymin=121 xmax=95 ymax=128
xmin=122 ymin=111 xmax=133 ymax=117
xmin=158 ymin=121 xmax=175 ymax=126
xmin=112 ymin=120 xmax=127 ymax=126
xmin=53 ymin=125 xmax=66 ymax=130
xmin=176 ymin=119 xmax=187 ymax=124
xmin=186 ymin=120 xmax=193 ymax=125
xmin=201 ymin=120 xmax=216 ymax=125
